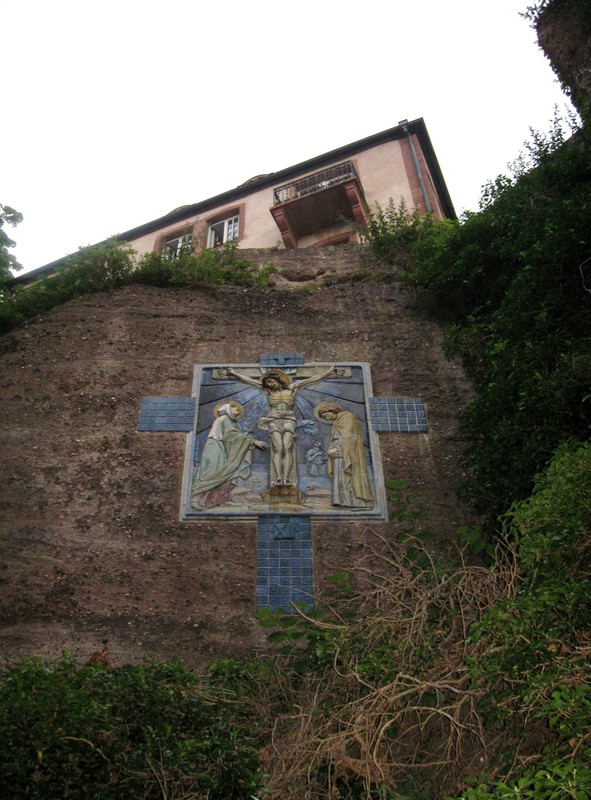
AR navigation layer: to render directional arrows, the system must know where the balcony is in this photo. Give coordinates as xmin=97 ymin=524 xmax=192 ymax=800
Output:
xmin=270 ymin=160 xmax=367 ymax=248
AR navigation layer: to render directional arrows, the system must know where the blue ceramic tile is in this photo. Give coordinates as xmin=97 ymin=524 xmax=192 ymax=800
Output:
xmin=259 ymin=353 xmax=305 ymax=367
xmin=257 ymin=516 xmax=313 ymax=613
xmin=368 ymin=397 xmax=428 ymax=432
xmin=137 ymin=397 xmax=196 ymax=431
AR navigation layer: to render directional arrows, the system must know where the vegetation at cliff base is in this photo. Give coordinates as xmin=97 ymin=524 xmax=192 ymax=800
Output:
xmin=354 ymin=116 xmax=591 ymax=798
xmin=4 ymin=453 xmax=590 ymax=798
xmin=0 ymin=657 xmax=262 ymax=799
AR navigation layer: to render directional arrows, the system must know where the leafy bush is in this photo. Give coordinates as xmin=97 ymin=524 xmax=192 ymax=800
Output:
xmin=133 ymin=240 xmax=275 ymax=289
xmin=60 ymin=241 xmax=137 ymax=293
xmin=0 ymin=241 xmax=137 ymax=334
xmin=359 ymin=198 xmax=454 ymax=277
xmin=1 ymin=204 xmax=23 ymax=281
xmin=2 ymin=461 xmax=589 ymax=800
xmin=449 ymin=442 xmax=591 ymax=798
xmin=445 ymin=759 xmax=591 ymax=800
xmin=0 ymin=240 xmax=275 ymax=335
xmin=0 ymin=656 xmax=262 ymax=799
xmin=247 ymin=483 xmax=520 ymax=799
xmin=469 ymin=440 xmax=591 ymax=672
xmin=356 ymin=119 xmax=591 ymax=798
xmin=363 ymin=116 xmax=591 ymax=521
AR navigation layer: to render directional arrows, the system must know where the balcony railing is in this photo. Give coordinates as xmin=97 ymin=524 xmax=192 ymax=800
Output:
xmin=273 ymin=161 xmax=358 ymax=205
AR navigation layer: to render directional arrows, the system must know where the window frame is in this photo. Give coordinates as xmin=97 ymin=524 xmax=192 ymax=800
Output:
xmin=158 ymin=227 xmax=195 ymax=260
xmin=207 ymin=213 xmax=240 ymax=248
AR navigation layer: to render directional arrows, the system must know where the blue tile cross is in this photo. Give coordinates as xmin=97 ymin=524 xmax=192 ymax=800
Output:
xmin=137 ymin=354 xmax=427 ymax=613
xmin=259 ymin=352 xmax=305 ymax=367
xmin=257 ymin=516 xmax=313 ymax=612
xmin=368 ymin=396 xmax=427 ymax=433
xmin=137 ymin=397 xmax=196 ymax=432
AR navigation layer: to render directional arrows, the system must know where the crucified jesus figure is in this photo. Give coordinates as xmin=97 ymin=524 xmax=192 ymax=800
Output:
xmin=218 ymin=365 xmax=343 ymax=489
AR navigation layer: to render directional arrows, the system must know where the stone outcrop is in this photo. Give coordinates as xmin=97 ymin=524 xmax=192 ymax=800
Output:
xmin=537 ymin=0 xmax=591 ymax=121
xmin=0 ymin=248 xmax=476 ymax=668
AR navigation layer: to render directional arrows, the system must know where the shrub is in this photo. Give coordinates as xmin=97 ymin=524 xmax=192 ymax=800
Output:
xmin=132 ymin=240 xmax=274 ymax=289
xmin=0 ymin=240 xmax=275 ymax=335
xmin=359 ymin=198 xmax=454 ymax=277
xmin=0 ymin=656 xmax=262 ymax=799
xmin=365 ymin=116 xmax=591 ymax=521
xmin=0 ymin=241 xmax=137 ymax=335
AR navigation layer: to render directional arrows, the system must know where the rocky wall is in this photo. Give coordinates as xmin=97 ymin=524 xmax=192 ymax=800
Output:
xmin=537 ymin=0 xmax=591 ymax=121
xmin=0 ymin=249 xmax=476 ymax=669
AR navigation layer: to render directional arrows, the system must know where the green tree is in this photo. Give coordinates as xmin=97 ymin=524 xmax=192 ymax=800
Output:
xmin=0 ymin=204 xmax=23 ymax=282
xmin=364 ymin=116 xmax=591 ymax=522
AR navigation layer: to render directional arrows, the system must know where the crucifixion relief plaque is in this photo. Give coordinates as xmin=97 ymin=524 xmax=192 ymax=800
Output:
xmin=180 ymin=362 xmax=388 ymax=521
xmin=138 ymin=355 xmax=428 ymax=611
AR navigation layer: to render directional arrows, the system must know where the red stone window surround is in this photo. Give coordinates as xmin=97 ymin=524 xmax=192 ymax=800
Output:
xmin=155 ymin=223 xmax=197 ymax=256
xmin=204 ymin=203 xmax=246 ymax=248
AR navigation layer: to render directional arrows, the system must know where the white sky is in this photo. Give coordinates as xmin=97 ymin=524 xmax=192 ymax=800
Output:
xmin=3 ymin=0 xmax=572 ymax=275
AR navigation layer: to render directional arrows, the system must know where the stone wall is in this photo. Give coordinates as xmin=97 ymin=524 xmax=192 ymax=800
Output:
xmin=537 ymin=0 xmax=591 ymax=121
xmin=0 ymin=248 xmax=476 ymax=669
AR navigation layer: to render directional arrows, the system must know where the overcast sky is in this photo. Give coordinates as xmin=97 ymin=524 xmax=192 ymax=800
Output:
xmin=3 ymin=0 xmax=572 ymax=275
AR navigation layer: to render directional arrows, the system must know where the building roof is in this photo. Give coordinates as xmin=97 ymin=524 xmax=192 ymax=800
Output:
xmin=12 ymin=118 xmax=455 ymax=284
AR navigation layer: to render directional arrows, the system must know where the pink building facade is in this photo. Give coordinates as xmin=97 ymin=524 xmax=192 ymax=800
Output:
xmin=16 ymin=118 xmax=454 ymax=283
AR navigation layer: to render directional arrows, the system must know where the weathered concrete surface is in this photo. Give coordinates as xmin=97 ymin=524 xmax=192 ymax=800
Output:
xmin=0 ymin=251 xmax=476 ymax=669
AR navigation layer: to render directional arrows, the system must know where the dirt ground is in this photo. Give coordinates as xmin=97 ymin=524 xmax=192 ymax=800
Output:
xmin=0 ymin=249 xmax=477 ymax=670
